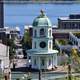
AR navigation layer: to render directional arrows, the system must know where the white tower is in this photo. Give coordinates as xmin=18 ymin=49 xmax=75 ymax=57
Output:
xmin=27 ymin=10 xmax=58 ymax=70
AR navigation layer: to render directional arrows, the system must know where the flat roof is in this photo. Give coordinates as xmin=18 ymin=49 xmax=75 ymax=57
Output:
xmin=58 ymin=17 xmax=69 ymax=20
xmin=58 ymin=17 xmax=80 ymax=20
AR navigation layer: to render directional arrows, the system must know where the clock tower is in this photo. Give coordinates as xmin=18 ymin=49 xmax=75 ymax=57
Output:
xmin=27 ymin=10 xmax=58 ymax=70
xmin=32 ymin=10 xmax=53 ymax=51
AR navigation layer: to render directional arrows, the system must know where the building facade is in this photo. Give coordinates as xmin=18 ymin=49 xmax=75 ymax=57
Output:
xmin=58 ymin=14 xmax=80 ymax=29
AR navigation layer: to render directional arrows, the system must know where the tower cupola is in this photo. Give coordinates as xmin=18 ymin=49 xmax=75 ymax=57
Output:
xmin=32 ymin=10 xmax=52 ymax=27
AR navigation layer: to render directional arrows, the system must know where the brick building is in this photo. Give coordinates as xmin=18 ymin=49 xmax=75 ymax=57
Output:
xmin=58 ymin=14 xmax=80 ymax=29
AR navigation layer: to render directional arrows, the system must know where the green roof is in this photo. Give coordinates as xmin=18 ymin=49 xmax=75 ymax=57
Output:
xmin=32 ymin=10 xmax=52 ymax=27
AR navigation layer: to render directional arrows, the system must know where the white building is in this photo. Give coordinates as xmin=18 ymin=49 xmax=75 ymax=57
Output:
xmin=27 ymin=10 xmax=58 ymax=70
xmin=0 ymin=43 xmax=9 ymax=73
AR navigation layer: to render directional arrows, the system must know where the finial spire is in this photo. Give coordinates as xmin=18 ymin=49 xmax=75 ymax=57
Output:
xmin=40 ymin=9 xmax=45 ymax=16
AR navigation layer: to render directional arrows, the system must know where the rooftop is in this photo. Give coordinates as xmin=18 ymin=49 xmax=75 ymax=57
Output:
xmin=59 ymin=14 xmax=80 ymax=20
xmin=58 ymin=17 xmax=69 ymax=20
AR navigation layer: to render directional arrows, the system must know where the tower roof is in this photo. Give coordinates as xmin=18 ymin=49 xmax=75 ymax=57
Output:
xmin=32 ymin=10 xmax=52 ymax=27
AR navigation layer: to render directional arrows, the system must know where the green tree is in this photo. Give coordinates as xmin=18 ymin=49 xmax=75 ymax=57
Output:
xmin=22 ymin=30 xmax=32 ymax=58
xmin=7 ymin=38 xmax=16 ymax=60
xmin=2 ymin=35 xmax=16 ymax=60
xmin=22 ymin=30 xmax=32 ymax=49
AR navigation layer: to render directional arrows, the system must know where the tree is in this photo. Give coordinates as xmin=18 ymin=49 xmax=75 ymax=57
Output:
xmin=7 ymin=38 xmax=16 ymax=60
xmin=2 ymin=34 xmax=16 ymax=60
xmin=71 ymin=48 xmax=80 ymax=63
xmin=71 ymin=48 xmax=80 ymax=72
xmin=22 ymin=30 xmax=32 ymax=58
xmin=23 ymin=30 xmax=32 ymax=49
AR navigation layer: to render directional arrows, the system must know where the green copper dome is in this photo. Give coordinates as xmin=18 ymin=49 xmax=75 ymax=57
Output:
xmin=32 ymin=10 xmax=52 ymax=27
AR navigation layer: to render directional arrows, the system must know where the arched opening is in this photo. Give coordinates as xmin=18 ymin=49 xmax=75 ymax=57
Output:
xmin=34 ymin=42 xmax=36 ymax=48
xmin=41 ymin=59 xmax=45 ymax=66
xmin=34 ymin=29 xmax=37 ymax=37
xmin=40 ymin=28 xmax=45 ymax=37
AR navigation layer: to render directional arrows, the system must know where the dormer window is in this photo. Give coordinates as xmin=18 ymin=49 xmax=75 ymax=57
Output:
xmin=40 ymin=28 xmax=45 ymax=37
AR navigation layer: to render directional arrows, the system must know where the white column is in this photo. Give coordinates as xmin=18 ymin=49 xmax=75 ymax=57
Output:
xmin=56 ymin=54 xmax=57 ymax=66
xmin=9 ymin=34 xmax=11 ymax=39
xmin=52 ymin=56 xmax=53 ymax=69
xmin=44 ymin=57 xmax=47 ymax=69
xmin=31 ymin=56 xmax=33 ymax=68
xmin=46 ymin=57 xmax=48 ymax=69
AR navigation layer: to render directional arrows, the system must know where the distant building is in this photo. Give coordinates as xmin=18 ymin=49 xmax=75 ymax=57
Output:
xmin=0 ymin=43 xmax=9 ymax=72
xmin=58 ymin=14 xmax=80 ymax=29
xmin=0 ymin=1 xmax=4 ymax=28
xmin=0 ymin=27 xmax=20 ymax=45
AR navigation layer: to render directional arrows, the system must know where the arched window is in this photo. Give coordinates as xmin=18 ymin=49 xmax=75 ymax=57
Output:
xmin=40 ymin=28 xmax=45 ymax=37
xmin=34 ymin=30 xmax=37 ymax=37
xmin=34 ymin=42 xmax=36 ymax=48
xmin=49 ymin=29 xmax=51 ymax=37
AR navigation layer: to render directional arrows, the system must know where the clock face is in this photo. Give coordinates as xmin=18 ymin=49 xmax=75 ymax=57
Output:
xmin=40 ymin=41 xmax=46 ymax=48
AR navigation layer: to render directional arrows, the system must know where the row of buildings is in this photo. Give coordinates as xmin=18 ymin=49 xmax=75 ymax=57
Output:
xmin=0 ymin=27 xmax=20 ymax=80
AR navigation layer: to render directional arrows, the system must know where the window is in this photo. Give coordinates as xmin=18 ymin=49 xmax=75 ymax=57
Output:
xmin=49 ymin=30 xmax=51 ymax=37
xmin=29 ymin=56 xmax=31 ymax=59
xmin=48 ymin=58 xmax=51 ymax=66
xmin=41 ymin=59 xmax=45 ymax=66
xmin=64 ymin=23 xmax=67 ymax=29
xmin=40 ymin=28 xmax=45 ymax=37
xmin=34 ymin=42 xmax=36 ymax=48
xmin=34 ymin=30 xmax=37 ymax=37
